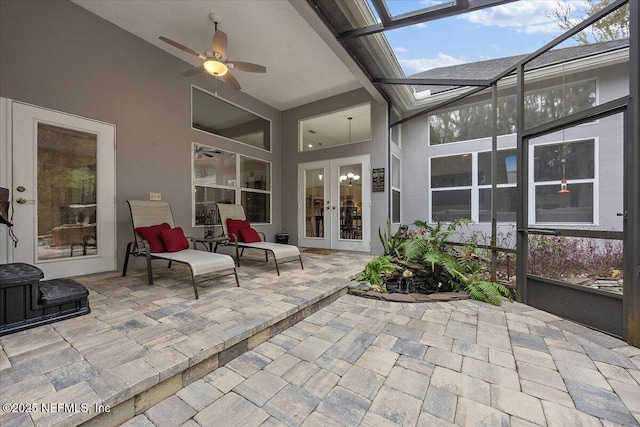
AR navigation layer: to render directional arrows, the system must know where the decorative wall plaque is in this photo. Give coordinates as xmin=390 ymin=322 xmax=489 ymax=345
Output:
xmin=372 ymin=168 xmax=385 ymax=192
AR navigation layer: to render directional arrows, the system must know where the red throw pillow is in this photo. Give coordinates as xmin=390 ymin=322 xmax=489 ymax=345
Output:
xmin=135 ymin=223 xmax=171 ymax=253
xmin=227 ymin=219 xmax=250 ymax=242
xmin=240 ymin=227 xmax=262 ymax=243
xmin=160 ymin=227 xmax=190 ymax=252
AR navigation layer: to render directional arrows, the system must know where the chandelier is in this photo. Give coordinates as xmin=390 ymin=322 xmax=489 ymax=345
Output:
xmin=340 ymin=171 xmax=360 ymax=186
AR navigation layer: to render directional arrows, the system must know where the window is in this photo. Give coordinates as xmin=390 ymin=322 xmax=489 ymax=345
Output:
xmin=532 ymin=140 xmax=595 ymax=224
xmin=427 ymin=141 xmax=596 ymax=224
xmin=478 ymin=149 xmax=517 ymax=222
xmin=193 ymin=143 xmax=271 ymax=226
xmin=429 ymin=150 xmax=517 ymax=223
xmin=391 ymin=154 xmax=401 ymax=223
xmin=192 ymin=86 xmax=271 ymax=151
xmin=430 ymin=154 xmax=472 ymax=221
xmin=299 ymin=103 xmax=372 ymax=152
xmin=428 ymin=78 xmax=597 ymax=145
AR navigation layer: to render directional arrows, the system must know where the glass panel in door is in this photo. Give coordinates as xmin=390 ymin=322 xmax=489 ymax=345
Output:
xmin=338 ymin=164 xmax=362 ymax=241
xmin=305 ymin=169 xmax=325 ymax=238
xmin=38 ymin=124 xmax=97 ymax=260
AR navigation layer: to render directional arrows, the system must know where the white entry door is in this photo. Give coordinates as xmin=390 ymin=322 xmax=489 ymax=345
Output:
xmin=8 ymin=101 xmax=116 ymax=278
xmin=298 ymin=155 xmax=370 ymax=252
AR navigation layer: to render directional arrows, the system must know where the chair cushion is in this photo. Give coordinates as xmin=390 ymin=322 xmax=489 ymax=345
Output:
xmin=160 ymin=227 xmax=190 ymax=252
xmin=227 ymin=219 xmax=250 ymax=242
xmin=240 ymin=227 xmax=262 ymax=243
xmin=135 ymin=223 xmax=171 ymax=253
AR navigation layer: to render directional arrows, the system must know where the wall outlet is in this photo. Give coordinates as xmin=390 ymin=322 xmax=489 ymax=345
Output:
xmin=149 ymin=192 xmax=161 ymax=201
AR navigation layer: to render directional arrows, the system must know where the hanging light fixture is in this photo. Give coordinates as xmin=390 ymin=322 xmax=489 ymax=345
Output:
xmin=340 ymin=171 xmax=360 ymax=186
xmin=558 ymin=146 xmax=570 ymax=194
xmin=347 ymin=116 xmax=353 ymax=143
xmin=204 ymin=60 xmax=228 ymax=76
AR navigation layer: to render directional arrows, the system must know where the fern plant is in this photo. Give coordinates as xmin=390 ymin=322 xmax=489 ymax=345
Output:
xmin=464 ymin=279 xmax=512 ymax=305
xmin=355 ymin=255 xmax=399 ymax=288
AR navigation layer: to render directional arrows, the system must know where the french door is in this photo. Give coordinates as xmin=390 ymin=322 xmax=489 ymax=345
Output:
xmin=5 ymin=100 xmax=116 ymax=278
xmin=298 ymin=155 xmax=370 ymax=252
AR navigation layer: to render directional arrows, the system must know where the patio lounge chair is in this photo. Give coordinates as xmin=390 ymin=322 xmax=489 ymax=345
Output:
xmin=122 ymin=200 xmax=239 ymax=299
xmin=216 ymin=203 xmax=303 ymax=275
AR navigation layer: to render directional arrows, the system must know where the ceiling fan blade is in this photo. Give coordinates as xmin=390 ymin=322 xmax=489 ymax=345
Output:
xmin=160 ymin=36 xmax=206 ymax=59
xmin=219 ymin=72 xmax=241 ymax=90
xmin=183 ymin=65 xmax=206 ymax=77
xmin=211 ymin=30 xmax=228 ymax=58
xmin=228 ymin=61 xmax=266 ymax=73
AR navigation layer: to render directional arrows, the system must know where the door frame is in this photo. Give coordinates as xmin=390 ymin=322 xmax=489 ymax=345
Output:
xmin=298 ymin=155 xmax=370 ymax=252
xmin=0 ymin=98 xmax=117 ymax=276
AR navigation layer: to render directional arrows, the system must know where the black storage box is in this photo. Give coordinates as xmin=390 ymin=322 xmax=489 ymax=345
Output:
xmin=275 ymin=233 xmax=289 ymax=244
xmin=0 ymin=263 xmax=90 ymax=336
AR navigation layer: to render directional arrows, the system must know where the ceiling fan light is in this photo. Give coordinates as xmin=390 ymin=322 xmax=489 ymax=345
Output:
xmin=204 ymin=60 xmax=228 ymax=76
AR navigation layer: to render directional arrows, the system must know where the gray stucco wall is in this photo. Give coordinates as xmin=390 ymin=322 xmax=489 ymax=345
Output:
xmin=282 ymin=89 xmax=389 ymax=254
xmin=0 ymin=0 xmax=283 ymax=269
xmin=398 ymin=60 xmax=628 ymax=239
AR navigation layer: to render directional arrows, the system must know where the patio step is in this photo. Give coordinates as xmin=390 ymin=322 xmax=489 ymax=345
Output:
xmin=81 ymin=286 xmax=348 ymax=427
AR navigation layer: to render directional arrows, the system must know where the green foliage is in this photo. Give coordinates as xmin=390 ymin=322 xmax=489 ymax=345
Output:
xmin=356 ymin=255 xmax=399 ymax=287
xmin=465 ymin=279 xmax=513 ymax=306
xmin=378 ymin=218 xmax=403 ymax=257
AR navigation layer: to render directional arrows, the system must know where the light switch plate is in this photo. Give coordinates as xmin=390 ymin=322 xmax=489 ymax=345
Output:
xmin=149 ymin=192 xmax=161 ymax=201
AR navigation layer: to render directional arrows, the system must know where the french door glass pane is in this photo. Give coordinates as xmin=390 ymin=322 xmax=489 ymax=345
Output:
xmin=38 ymin=124 xmax=97 ymax=260
xmin=339 ymin=164 xmax=362 ymax=240
xmin=305 ymin=169 xmax=325 ymax=238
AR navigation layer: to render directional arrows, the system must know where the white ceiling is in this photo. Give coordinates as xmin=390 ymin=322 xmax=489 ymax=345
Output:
xmin=72 ymin=0 xmax=376 ymax=111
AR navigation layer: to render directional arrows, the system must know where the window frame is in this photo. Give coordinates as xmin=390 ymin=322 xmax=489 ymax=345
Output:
xmin=529 ymin=138 xmax=599 ymax=226
xmin=192 ymin=143 xmax=272 ymax=227
xmin=191 ymin=85 xmax=272 ymax=153
xmin=391 ymin=154 xmax=401 ymax=224
xmin=427 ymin=76 xmax=599 ymax=147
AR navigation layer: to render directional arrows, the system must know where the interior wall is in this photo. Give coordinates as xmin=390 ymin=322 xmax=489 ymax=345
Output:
xmin=0 ymin=0 xmax=283 ymax=270
xmin=282 ymin=89 xmax=388 ymax=254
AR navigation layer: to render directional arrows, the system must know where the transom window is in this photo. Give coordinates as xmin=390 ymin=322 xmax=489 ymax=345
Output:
xmin=193 ymin=143 xmax=271 ymax=226
xmin=428 ymin=78 xmax=597 ymax=145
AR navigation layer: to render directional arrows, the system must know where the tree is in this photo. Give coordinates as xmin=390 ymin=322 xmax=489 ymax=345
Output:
xmin=549 ymin=0 xmax=629 ymax=44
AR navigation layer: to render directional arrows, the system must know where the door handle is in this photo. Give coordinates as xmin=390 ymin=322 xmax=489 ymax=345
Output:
xmin=16 ymin=198 xmax=35 ymax=204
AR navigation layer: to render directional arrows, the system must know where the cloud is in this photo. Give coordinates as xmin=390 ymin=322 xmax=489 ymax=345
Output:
xmin=394 ymin=46 xmax=409 ymax=53
xmin=460 ymin=0 xmax=588 ymax=35
xmin=399 ymin=53 xmax=464 ymax=74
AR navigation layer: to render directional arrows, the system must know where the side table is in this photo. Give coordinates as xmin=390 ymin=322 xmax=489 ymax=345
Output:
xmin=193 ymin=236 xmax=229 ymax=253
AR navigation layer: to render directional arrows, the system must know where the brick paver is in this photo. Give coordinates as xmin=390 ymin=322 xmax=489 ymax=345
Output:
xmin=1 ymin=252 xmax=639 ymax=427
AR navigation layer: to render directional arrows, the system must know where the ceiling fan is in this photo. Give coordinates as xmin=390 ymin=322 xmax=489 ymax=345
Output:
xmin=159 ymin=14 xmax=266 ymax=90
xmin=194 ymin=144 xmax=221 ymax=158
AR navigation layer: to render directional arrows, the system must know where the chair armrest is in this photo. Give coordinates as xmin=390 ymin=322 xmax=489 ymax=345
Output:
xmin=258 ymin=231 xmax=267 ymax=242
xmin=128 ymin=239 xmax=151 ymax=255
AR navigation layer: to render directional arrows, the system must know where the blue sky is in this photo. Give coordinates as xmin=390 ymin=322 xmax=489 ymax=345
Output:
xmin=378 ymin=0 xmax=591 ymax=74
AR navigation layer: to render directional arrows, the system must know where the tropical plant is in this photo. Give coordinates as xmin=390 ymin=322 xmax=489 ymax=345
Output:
xmin=403 ymin=218 xmax=471 ymax=260
xmin=378 ymin=218 xmax=405 ymax=258
xmin=464 ymin=278 xmax=513 ymax=306
xmin=355 ymin=255 xmax=399 ymax=288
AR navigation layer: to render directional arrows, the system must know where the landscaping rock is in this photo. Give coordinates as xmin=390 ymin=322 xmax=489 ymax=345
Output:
xmin=427 ymin=292 xmax=469 ymax=301
xmin=381 ymin=293 xmax=416 ymax=303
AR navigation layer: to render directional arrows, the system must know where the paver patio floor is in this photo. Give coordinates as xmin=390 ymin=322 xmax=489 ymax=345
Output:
xmin=1 ymin=250 xmax=639 ymax=427
xmin=128 ymin=282 xmax=640 ymax=426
